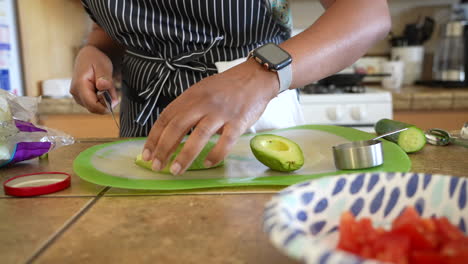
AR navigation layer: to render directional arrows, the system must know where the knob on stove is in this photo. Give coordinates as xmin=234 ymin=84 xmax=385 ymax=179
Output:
xmin=351 ymin=105 xmax=367 ymax=121
xmin=326 ymin=106 xmax=344 ymax=121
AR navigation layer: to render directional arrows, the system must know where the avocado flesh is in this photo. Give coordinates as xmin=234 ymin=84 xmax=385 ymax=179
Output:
xmin=250 ymin=134 xmax=304 ymax=172
xmin=135 ymin=141 xmax=224 ymax=174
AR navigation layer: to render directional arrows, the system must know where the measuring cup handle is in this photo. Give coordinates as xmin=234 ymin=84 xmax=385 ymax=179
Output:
xmin=373 ymin=127 xmax=409 ymax=140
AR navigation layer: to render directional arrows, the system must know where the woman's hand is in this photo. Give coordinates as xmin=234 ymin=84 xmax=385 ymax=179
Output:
xmin=142 ymin=58 xmax=279 ymax=175
xmin=70 ymin=45 xmax=118 ymax=114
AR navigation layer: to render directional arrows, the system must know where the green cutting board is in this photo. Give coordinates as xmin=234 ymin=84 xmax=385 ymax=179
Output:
xmin=73 ymin=125 xmax=411 ymax=190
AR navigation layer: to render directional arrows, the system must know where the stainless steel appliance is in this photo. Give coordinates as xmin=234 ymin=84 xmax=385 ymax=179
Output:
xmin=432 ymin=5 xmax=468 ymax=87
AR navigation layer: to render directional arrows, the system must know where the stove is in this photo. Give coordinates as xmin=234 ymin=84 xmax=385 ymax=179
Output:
xmin=301 ymin=83 xmax=367 ymax=94
xmin=299 ymin=86 xmax=393 ymax=132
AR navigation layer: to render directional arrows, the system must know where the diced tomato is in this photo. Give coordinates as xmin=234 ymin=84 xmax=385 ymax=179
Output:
xmin=359 ymin=245 xmax=374 ymax=259
xmin=336 ymin=207 xmax=468 ymax=264
xmin=441 ymin=241 xmax=468 ymax=264
xmin=392 ymin=206 xmax=421 ymax=229
xmin=392 ymin=221 xmax=439 ymax=250
xmin=392 ymin=208 xmax=439 ymax=250
xmin=337 ymin=212 xmax=386 ymax=257
xmin=411 ymin=250 xmax=445 ymax=264
xmin=434 ymin=217 xmax=466 ymax=244
xmin=421 ymin=218 xmax=437 ymax=233
xmin=373 ymin=233 xmax=410 ymax=264
xmin=355 ymin=218 xmax=378 ymax=244
xmin=337 ymin=211 xmax=361 ymax=254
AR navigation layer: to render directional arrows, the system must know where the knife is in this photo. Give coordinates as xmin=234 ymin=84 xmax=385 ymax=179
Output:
xmin=97 ymin=90 xmax=120 ymax=129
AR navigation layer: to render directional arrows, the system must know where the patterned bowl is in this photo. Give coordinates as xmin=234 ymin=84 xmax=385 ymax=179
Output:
xmin=263 ymin=172 xmax=468 ymax=264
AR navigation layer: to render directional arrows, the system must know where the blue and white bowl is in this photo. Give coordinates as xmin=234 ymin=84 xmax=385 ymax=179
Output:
xmin=263 ymin=172 xmax=468 ymax=264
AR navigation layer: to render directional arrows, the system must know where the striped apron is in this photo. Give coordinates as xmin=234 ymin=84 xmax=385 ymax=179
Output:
xmin=81 ymin=0 xmax=300 ymax=137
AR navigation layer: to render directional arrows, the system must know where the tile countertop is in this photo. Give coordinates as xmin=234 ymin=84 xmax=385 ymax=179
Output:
xmin=391 ymin=85 xmax=468 ymax=111
xmin=37 ymin=85 xmax=468 ymax=115
xmin=38 ymin=97 xmax=120 ymax=115
xmin=0 ymin=140 xmax=467 ymax=263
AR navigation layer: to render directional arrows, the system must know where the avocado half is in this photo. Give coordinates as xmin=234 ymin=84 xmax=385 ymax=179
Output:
xmin=135 ymin=141 xmax=224 ymax=174
xmin=250 ymin=134 xmax=304 ymax=172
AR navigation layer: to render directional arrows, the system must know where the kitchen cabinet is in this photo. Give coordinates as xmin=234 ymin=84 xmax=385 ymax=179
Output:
xmin=38 ymin=114 xmax=119 ymax=138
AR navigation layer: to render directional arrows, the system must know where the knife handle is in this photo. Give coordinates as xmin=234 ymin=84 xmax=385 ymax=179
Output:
xmin=97 ymin=90 xmax=112 ymax=107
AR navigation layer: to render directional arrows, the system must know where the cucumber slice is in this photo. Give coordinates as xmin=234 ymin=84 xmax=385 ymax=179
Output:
xmin=396 ymin=127 xmax=426 ymax=153
xmin=375 ymin=119 xmax=426 ymax=153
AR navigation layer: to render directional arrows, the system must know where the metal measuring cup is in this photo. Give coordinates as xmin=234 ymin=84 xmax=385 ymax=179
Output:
xmin=332 ymin=128 xmax=408 ymax=170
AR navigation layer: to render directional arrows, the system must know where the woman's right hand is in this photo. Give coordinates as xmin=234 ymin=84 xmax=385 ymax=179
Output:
xmin=70 ymin=45 xmax=118 ymax=114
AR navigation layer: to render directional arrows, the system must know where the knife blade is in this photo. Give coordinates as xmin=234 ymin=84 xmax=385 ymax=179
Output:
xmin=97 ymin=90 xmax=120 ymax=129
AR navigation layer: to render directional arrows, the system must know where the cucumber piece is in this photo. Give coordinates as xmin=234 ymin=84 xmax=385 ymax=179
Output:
xmin=397 ymin=127 xmax=426 ymax=153
xmin=375 ymin=119 xmax=426 ymax=153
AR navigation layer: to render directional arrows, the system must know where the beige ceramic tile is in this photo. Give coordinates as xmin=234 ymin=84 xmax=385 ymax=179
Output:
xmin=412 ymin=92 xmax=453 ymax=110
xmin=36 ymin=195 xmax=299 ymax=264
xmin=0 ymin=197 xmax=90 ymax=264
xmin=392 ymin=92 xmax=412 ymax=110
xmin=453 ymin=92 xmax=468 ymax=110
xmin=70 ymin=102 xmax=91 ymax=114
xmin=0 ymin=143 xmax=106 ymax=198
xmin=39 ymin=98 xmax=122 ymax=115
xmin=38 ymin=98 xmax=74 ymax=115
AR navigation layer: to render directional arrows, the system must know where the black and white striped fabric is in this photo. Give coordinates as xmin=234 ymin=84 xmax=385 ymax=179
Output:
xmin=81 ymin=0 xmax=290 ymax=137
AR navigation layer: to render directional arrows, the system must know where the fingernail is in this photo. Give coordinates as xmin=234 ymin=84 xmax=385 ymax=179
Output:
xmin=170 ymin=162 xmax=181 ymax=175
xmin=98 ymin=76 xmax=109 ymax=81
xmin=111 ymin=100 xmax=119 ymax=109
xmin=142 ymin=149 xmax=151 ymax=161
xmin=152 ymin=159 xmax=161 ymax=171
xmin=204 ymin=160 xmax=213 ymax=168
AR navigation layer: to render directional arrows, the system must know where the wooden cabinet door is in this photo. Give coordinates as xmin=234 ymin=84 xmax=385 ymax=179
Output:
xmin=38 ymin=114 xmax=119 ymax=138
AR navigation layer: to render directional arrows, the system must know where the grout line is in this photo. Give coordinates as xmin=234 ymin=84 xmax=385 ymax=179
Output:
xmin=25 ymin=186 xmax=111 ymax=264
xmin=0 ymin=195 xmax=103 ymax=199
xmin=103 ymin=191 xmax=279 ymax=197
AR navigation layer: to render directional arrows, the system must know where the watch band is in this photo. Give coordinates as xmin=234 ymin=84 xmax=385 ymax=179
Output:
xmin=248 ymin=43 xmax=293 ymax=94
xmin=277 ymin=63 xmax=292 ymax=94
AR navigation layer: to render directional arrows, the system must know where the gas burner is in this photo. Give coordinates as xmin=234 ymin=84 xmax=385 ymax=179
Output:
xmin=300 ymin=84 xmax=366 ymax=94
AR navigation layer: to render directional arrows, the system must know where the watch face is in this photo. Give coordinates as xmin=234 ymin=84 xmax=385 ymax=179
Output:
xmin=254 ymin=43 xmax=292 ymax=70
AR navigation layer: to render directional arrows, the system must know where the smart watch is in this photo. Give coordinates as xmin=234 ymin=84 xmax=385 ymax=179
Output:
xmin=249 ymin=43 xmax=293 ymax=94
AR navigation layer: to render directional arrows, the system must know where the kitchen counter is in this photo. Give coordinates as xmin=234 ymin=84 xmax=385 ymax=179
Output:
xmin=0 ymin=140 xmax=467 ymax=263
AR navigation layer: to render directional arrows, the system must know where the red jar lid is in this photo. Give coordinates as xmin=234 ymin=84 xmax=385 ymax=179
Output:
xmin=3 ymin=172 xmax=71 ymax=197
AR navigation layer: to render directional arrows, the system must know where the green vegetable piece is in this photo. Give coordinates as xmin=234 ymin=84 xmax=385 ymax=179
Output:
xmin=250 ymin=134 xmax=304 ymax=172
xmin=375 ymin=119 xmax=426 ymax=153
xmin=135 ymin=141 xmax=224 ymax=174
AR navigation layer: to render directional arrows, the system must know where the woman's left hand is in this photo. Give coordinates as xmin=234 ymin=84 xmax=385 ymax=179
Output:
xmin=142 ymin=58 xmax=279 ymax=175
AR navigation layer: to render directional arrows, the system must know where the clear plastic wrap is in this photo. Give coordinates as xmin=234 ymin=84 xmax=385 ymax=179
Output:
xmin=0 ymin=90 xmax=75 ymax=167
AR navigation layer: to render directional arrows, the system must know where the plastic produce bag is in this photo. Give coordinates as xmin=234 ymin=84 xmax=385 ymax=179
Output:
xmin=0 ymin=90 xmax=74 ymax=167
